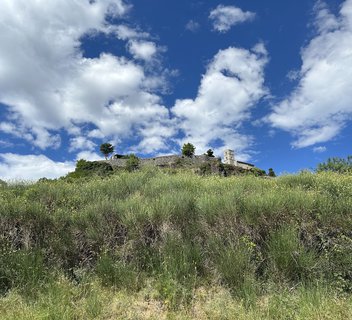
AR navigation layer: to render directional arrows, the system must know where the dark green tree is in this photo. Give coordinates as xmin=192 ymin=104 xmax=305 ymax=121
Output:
xmin=100 ymin=143 xmax=114 ymax=160
xmin=182 ymin=143 xmax=195 ymax=157
xmin=268 ymin=168 xmax=276 ymax=177
xmin=206 ymin=149 xmax=215 ymax=157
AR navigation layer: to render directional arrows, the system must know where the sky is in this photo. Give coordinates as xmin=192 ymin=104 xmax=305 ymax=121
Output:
xmin=0 ymin=0 xmax=352 ymax=180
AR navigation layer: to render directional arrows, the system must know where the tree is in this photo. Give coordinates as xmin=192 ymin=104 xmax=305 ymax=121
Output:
xmin=268 ymin=168 xmax=276 ymax=177
xmin=206 ymin=149 xmax=215 ymax=157
xmin=100 ymin=143 xmax=114 ymax=160
xmin=182 ymin=143 xmax=195 ymax=157
xmin=316 ymin=156 xmax=352 ymax=174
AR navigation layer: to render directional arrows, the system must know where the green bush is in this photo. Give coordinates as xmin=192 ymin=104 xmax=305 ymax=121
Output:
xmin=65 ymin=159 xmax=113 ymax=179
xmin=125 ymin=154 xmax=140 ymax=172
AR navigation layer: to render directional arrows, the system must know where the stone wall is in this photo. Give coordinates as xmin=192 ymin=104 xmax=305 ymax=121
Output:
xmin=105 ymin=154 xmax=256 ymax=171
xmin=107 ymin=154 xmax=218 ymax=168
xmin=237 ymin=162 xmax=254 ymax=170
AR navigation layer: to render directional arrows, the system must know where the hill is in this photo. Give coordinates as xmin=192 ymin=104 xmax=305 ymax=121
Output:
xmin=1 ymin=168 xmax=352 ymax=319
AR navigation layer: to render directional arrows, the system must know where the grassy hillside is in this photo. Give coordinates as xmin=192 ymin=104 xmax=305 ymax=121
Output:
xmin=1 ymin=168 xmax=352 ymax=319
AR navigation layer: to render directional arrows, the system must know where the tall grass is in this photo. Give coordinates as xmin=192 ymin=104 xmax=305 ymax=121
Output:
xmin=1 ymin=168 xmax=352 ymax=318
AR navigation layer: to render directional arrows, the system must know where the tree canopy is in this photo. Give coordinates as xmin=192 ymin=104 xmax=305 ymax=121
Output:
xmin=206 ymin=149 xmax=215 ymax=157
xmin=100 ymin=143 xmax=114 ymax=160
xmin=182 ymin=143 xmax=195 ymax=157
xmin=268 ymin=168 xmax=276 ymax=177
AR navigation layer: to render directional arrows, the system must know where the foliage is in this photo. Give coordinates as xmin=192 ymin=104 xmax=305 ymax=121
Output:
xmin=268 ymin=168 xmax=276 ymax=177
xmin=0 ymin=179 xmax=7 ymax=187
xmin=206 ymin=149 xmax=215 ymax=157
xmin=249 ymin=167 xmax=266 ymax=176
xmin=99 ymin=143 xmax=114 ymax=160
xmin=65 ymin=159 xmax=113 ymax=179
xmin=316 ymin=155 xmax=352 ymax=174
xmin=182 ymin=142 xmax=195 ymax=157
xmin=198 ymin=163 xmax=212 ymax=175
xmin=125 ymin=154 xmax=140 ymax=172
xmin=1 ymin=169 xmax=352 ymax=317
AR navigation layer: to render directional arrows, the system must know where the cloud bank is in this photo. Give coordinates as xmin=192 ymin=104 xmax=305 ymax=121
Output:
xmin=0 ymin=154 xmax=75 ymax=181
xmin=0 ymin=0 xmax=173 ymax=155
xmin=267 ymin=0 xmax=352 ymax=148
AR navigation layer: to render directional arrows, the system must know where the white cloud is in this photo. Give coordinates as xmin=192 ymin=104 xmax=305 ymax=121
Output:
xmin=76 ymin=151 xmax=102 ymax=161
xmin=0 ymin=122 xmax=61 ymax=149
xmin=114 ymin=24 xmax=150 ymax=40
xmin=313 ymin=146 xmax=327 ymax=153
xmin=0 ymin=0 xmax=173 ymax=153
xmin=267 ymin=0 xmax=352 ymax=148
xmin=0 ymin=153 xmax=75 ymax=181
xmin=172 ymin=43 xmax=268 ymax=159
xmin=209 ymin=4 xmax=255 ymax=33
xmin=127 ymin=40 xmax=158 ymax=61
xmin=69 ymin=136 xmax=96 ymax=152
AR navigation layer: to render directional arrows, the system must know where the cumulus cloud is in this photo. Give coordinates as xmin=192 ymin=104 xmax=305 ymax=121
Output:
xmin=127 ymin=40 xmax=158 ymax=61
xmin=0 ymin=153 xmax=75 ymax=181
xmin=0 ymin=0 xmax=173 ymax=153
xmin=267 ymin=0 xmax=352 ymax=148
xmin=209 ymin=4 xmax=255 ymax=33
xmin=172 ymin=43 xmax=268 ymax=159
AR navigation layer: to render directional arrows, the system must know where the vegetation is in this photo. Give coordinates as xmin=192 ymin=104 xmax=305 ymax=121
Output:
xmin=268 ymin=168 xmax=276 ymax=177
xmin=316 ymin=155 xmax=352 ymax=174
xmin=125 ymin=154 xmax=140 ymax=172
xmin=182 ymin=142 xmax=195 ymax=157
xmin=1 ymin=168 xmax=352 ymax=319
xmin=206 ymin=149 xmax=215 ymax=157
xmin=65 ymin=159 xmax=113 ymax=179
xmin=249 ymin=167 xmax=266 ymax=176
xmin=99 ymin=143 xmax=114 ymax=160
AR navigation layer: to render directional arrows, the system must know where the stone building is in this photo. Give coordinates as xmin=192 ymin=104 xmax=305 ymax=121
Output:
xmin=223 ymin=149 xmax=254 ymax=170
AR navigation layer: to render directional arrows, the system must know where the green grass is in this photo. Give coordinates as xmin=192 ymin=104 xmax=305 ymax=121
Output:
xmin=1 ymin=168 xmax=352 ymax=318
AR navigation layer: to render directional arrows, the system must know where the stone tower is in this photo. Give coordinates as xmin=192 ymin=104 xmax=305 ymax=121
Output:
xmin=224 ymin=149 xmax=237 ymax=165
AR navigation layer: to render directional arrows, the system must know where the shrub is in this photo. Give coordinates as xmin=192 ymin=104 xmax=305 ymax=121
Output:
xmin=66 ymin=159 xmax=113 ymax=179
xmin=198 ymin=163 xmax=212 ymax=175
xmin=249 ymin=167 xmax=266 ymax=176
xmin=268 ymin=168 xmax=276 ymax=177
xmin=125 ymin=154 xmax=140 ymax=172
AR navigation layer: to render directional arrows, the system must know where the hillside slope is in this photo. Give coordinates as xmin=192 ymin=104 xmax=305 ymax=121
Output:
xmin=1 ymin=168 xmax=352 ymax=319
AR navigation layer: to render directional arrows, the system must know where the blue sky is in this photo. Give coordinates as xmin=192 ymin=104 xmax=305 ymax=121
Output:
xmin=0 ymin=0 xmax=351 ymax=180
